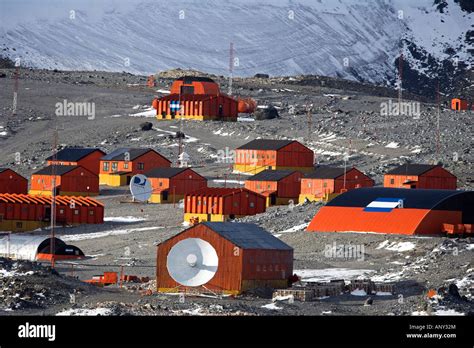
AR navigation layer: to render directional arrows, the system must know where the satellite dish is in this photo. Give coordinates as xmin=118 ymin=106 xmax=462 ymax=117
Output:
xmin=167 ymin=238 xmax=218 ymax=287
xmin=129 ymin=174 xmax=152 ymax=202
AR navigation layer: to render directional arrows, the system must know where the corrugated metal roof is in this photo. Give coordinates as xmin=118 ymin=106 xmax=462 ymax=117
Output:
xmin=304 ymin=165 xmax=346 ymax=179
xmin=386 ymin=164 xmax=438 ymax=176
xmin=145 ymin=167 xmax=187 ymax=178
xmin=33 ymin=165 xmax=79 ymax=176
xmin=246 ymin=170 xmax=296 ymax=182
xmin=101 ymin=148 xmax=170 ymax=162
xmin=176 ymin=76 xmax=215 ymax=83
xmin=202 ymin=222 xmax=293 ymax=250
xmin=236 ymin=139 xmax=293 ymax=150
xmin=326 ymin=187 xmax=472 ymax=210
xmin=186 ymin=187 xmax=249 ymax=197
xmin=46 ymin=148 xmax=104 ymax=162
xmin=0 ymin=193 xmax=103 ymax=207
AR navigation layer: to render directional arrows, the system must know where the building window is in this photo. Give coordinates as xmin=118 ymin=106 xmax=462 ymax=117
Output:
xmin=323 ymin=182 xmax=327 ymax=188
xmin=256 ymin=265 xmax=260 ymax=272
xmin=37 ymin=179 xmax=41 ymax=184
xmin=123 ymin=162 xmax=129 ymax=169
xmin=233 ymin=202 xmax=239 ymax=207
xmin=111 ymin=162 xmax=118 ymax=172
xmin=390 ymin=178 xmax=394 ymax=185
xmin=197 ymin=201 xmax=201 ymax=206
xmin=89 ymin=210 xmax=94 ymax=215
xmin=59 ymin=209 xmax=64 ymax=214
xmin=103 ymin=162 xmax=109 ymax=171
xmin=138 ymin=163 xmax=145 ymax=170
xmin=74 ymin=210 xmax=79 ymax=215
xmin=267 ymin=184 xmax=271 ymax=189
xmin=159 ymin=182 xmax=163 ymax=187
xmin=16 ymin=222 xmax=23 ymax=229
xmin=257 ymin=184 xmax=260 ymax=189
xmin=355 ymin=175 xmax=358 ymax=179
xmin=308 ymin=182 xmax=312 ymax=188
xmin=250 ymin=202 xmax=255 ymax=208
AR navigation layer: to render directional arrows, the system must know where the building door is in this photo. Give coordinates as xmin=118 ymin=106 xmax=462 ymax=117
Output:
xmin=455 ymin=101 xmax=459 ymax=110
xmin=162 ymin=190 xmax=169 ymax=202
xmin=44 ymin=206 xmax=51 ymax=221
xmin=126 ymin=176 xmax=132 ymax=185
xmin=270 ymin=194 xmax=277 ymax=205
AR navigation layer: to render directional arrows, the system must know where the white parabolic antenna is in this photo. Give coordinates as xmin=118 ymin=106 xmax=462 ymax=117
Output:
xmin=167 ymin=238 xmax=219 ymax=287
xmin=130 ymin=174 xmax=152 ymax=202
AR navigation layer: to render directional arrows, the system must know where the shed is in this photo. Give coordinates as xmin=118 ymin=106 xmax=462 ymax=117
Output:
xmin=234 ymin=139 xmax=314 ymax=174
xmin=156 ymin=222 xmax=293 ymax=294
xmin=451 ymin=98 xmax=469 ymax=111
xmin=0 ymin=234 xmax=84 ymax=261
xmin=184 ymin=187 xmax=266 ymax=223
xmin=299 ymin=165 xmax=374 ymax=203
xmin=245 ymin=170 xmax=302 ymax=206
xmin=0 ymin=193 xmax=104 ymax=232
xmin=145 ymin=167 xmax=207 ymax=203
xmin=153 ymin=76 xmax=238 ymax=121
xmin=0 ymin=168 xmax=28 ymax=194
xmin=100 ymin=148 xmax=171 ymax=186
xmin=46 ymin=147 xmax=105 ymax=175
xmin=30 ymin=165 xmax=99 ymax=196
xmin=307 ymin=188 xmax=474 ymax=235
xmin=383 ymin=164 xmax=456 ymax=190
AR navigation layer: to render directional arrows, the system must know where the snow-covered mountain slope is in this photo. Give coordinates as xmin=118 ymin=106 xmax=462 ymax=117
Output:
xmin=0 ymin=0 xmax=472 ymax=96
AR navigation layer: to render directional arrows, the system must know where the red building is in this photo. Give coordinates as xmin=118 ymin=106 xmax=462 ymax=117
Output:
xmin=30 ymin=165 xmax=99 ymax=196
xmin=299 ymin=165 xmax=374 ymax=203
xmin=245 ymin=170 xmax=302 ymax=206
xmin=184 ymin=187 xmax=266 ymax=223
xmin=0 ymin=193 xmax=104 ymax=232
xmin=99 ymin=148 xmax=171 ymax=186
xmin=156 ymin=222 xmax=293 ymax=294
xmin=0 ymin=168 xmax=28 ymax=194
xmin=451 ymin=98 xmax=469 ymax=111
xmin=384 ymin=164 xmax=456 ymax=190
xmin=153 ymin=76 xmax=238 ymax=121
xmin=234 ymin=139 xmax=314 ymax=174
xmin=146 ymin=167 xmax=207 ymax=203
xmin=46 ymin=148 xmax=105 ymax=175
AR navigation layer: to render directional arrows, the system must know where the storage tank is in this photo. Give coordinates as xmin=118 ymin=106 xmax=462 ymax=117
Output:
xmin=237 ymin=98 xmax=257 ymax=114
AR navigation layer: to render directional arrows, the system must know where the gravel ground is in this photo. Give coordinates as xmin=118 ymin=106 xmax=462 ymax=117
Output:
xmin=0 ymin=68 xmax=472 ymax=316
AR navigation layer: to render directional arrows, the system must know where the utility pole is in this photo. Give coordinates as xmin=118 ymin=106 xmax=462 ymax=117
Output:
xmin=306 ymin=104 xmax=313 ymax=141
xmin=228 ymin=42 xmax=234 ymax=96
xmin=50 ymin=127 xmax=58 ymax=268
xmin=398 ymin=50 xmax=403 ymax=109
xmin=436 ymin=80 xmax=440 ymax=162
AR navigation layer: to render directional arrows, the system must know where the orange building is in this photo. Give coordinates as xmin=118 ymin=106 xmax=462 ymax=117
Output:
xmin=99 ymin=148 xmax=171 ymax=186
xmin=0 ymin=168 xmax=28 ymax=194
xmin=0 ymin=193 xmax=104 ymax=232
xmin=299 ymin=166 xmax=374 ymax=203
xmin=184 ymin=188 xmax=266 ymax=223
xmin=146 ymin=167 xmax=207 ymax=203
xmin=156 ymin=222 xmax=293 ymax=295
xmin=245 ymin=170 xmax=302 ymax=206
xmin=46 ymin=148 xmax=105 ymax=175
xmin=234 ymin=139 xmax=314 ymax=174
xmin=307 ymin=188 xmax=474 ymax=235
xmin=153 ymin=76 xmax=238 ymax=121
xmin=30 ymin=165 xmax=99 ymax=196
xmin=384 ymin=164 xmax=456 ymax=190
xmin=451 ymin=98 xmax=469 ymax=111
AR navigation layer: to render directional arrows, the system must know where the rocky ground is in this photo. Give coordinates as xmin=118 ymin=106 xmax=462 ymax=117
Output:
xmin=0 ymin=67 xmax=473 ymax=316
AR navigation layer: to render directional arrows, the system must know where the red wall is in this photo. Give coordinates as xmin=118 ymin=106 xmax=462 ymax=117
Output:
xmin=149 ymin=169 xmax=207 ymax=195
xmin=245 ymin=172 xmax=302 ymax=198
xmin=276 ymin=142 xmax=314 ymax=168
xmin=31 ymin=167 xmax=99 ymax=194
xmin=0 ymin=170 xmax=28 ymax=194
xmin=384 ymin=167 xmax=456 ymax=190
